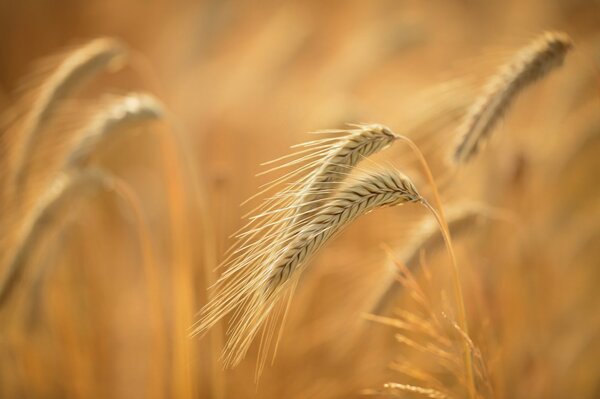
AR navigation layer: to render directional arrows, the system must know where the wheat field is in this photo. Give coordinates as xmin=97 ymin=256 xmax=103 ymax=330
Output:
xmin=0 ymin=1 xmax=599 ymax=398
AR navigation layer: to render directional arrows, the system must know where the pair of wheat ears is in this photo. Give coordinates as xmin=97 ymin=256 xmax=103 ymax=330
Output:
xmin=190 ymin=30 xmax=573 ymax=393
xmin=0 ymin=29 xmax=572 ymax=396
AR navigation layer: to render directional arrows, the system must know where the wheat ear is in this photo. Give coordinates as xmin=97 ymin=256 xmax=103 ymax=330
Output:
xmin=196 ymin=125 xmax=399 ymax=339
xmin=193 ymin=169 xmax=421 ymax=369
xmin=453 ymin=31 xmax=573 ymax=164
xmin=64 ymin=93 xmax=163 ymax=168
xmin=10 ymin=38 xmax=126 ymax=194
xmin=219 ymin=124 xmax=398 ymax=278
xmin=0 ymin=170 xmax=115 ymax=306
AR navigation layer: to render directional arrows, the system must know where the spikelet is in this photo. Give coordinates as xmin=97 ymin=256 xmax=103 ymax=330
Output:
xmin=453 ymin=31 xmax=573 ymax=164
xmin=193 ymin=168 xmax=421 ymax=371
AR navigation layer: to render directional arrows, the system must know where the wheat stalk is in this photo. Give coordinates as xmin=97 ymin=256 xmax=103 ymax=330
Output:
xmin=453 ymin=31 xmax=573 ymax=164
xmin=9 ymin=38 xmax=126 ymax=195
xmin=193 ymin=168 xmax=421 ymax=370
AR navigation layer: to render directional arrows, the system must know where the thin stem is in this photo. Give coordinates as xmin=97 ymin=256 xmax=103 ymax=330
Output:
xmin=419 ymin=199 xmax=476 ymax=399
xmin=398 ymin=135 xmax=476 ymax=399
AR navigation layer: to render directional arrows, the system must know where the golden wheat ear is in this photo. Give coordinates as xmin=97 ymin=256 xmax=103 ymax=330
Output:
xmin=64 ymin=93 xmax=163 ymax=168
xmin=193 ymin=125 xmax=400 ymax=344
xmin=193 ymin=168 xmax=421 ymax=372
xmin=453 ymin=31 xmax=573 ymax=164
xmin=0 ymin=169 xmax=118 ymax=307
xmin=218 ymin=124 xmax=399 ymax=281
xmin=8 ymin=38 xmax=127 ymax=196
xmin=205 ymin=124 xmax=400 ymax=320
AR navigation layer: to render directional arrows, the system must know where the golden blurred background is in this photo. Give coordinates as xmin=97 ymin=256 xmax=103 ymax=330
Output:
xmin=0 ymin=1 xmax=599 ymax=398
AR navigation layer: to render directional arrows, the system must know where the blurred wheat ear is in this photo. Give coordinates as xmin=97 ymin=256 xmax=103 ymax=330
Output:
xmin=0 ymin=90 xmax=165 ymax=307
xmin=0 ymin=170 xmax=107 ymax=306
xmin=453 ymin=31 xmax=573 ymax=164
xmin=7 ymin=38 xmax=127 ymax=199
xmin=0 ymin=38 xmax=179 ymax=399
xmin=64 ymin=93 xmax=163 ymax=168
xmin=371 ymin=203 xmax=485 ymax=316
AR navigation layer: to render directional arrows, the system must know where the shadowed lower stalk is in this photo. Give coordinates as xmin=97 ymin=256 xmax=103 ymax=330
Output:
xmin=419 ymin=199 xmax=475 ymax=399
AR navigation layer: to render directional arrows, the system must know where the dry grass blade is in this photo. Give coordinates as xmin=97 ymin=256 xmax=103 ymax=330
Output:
xmin=453 ymin=31 xmax=573 ymax=164
xmin=193 ymin=169 xmax=421 ymax=370
xmin=0 ymin=169 xmax=117 ymax=307
xmin=9 ymin=38 xmax=127 ymax=195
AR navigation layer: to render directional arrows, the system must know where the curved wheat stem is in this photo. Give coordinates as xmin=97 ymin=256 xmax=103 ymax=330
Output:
xmin=419 ymin=199 xmax=476 ymax=399
xmin=453 ymin=31 xmax=573 ymax=164
xmin=10 ymin=38 xmax=127 ymax=195
xmin=193 ymin=169 xmax=421 ymax=369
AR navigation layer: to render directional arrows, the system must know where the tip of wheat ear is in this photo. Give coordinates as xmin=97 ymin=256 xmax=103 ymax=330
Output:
xmin=453 ymin=31 xmax=573 ymax=164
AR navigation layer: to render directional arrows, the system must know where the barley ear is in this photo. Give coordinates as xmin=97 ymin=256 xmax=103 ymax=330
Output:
xmin=194 ymin=169 xmax=421 ymax=371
